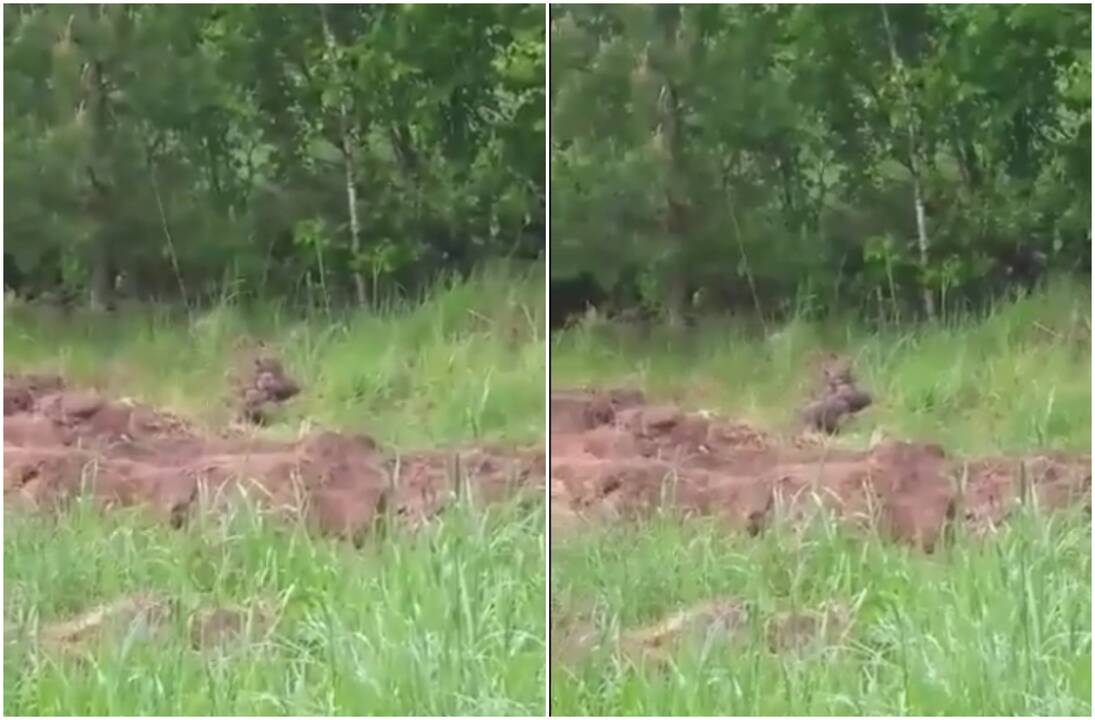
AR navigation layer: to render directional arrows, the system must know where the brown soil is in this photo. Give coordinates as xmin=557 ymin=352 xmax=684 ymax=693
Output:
xmin=4 ymin=373 xmax=543 ymax=541
xmin=550 ymin=388 xmax=1090 ymax=550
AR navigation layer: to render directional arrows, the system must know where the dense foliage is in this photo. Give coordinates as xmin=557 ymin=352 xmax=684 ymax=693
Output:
xmin=551 ymin=4 xmax=1091 ymax=322
xmin=4 ymin=4 xmax=545 ymax=307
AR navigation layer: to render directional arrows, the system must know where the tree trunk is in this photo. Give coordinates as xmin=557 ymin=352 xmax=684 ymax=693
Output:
xmin=656 ymin=5 xmax=688 ymax=326
xmin=949 ymin=117 xmax=981 ymax=190
xmin=390 ymin=123 xmax=420 ymax=179
xmin=146 ymin=143 xmax=190 ymax=307
xmin=342 ymin=135 xmax=366 ymax=306
xmin=88 ymin=234 xmax=113 ymax=310
xmin=664 ymin=195 xmax=689 ymax=325
xmin=881 ymin=5 xmax=936 ymax=321
xmin=86 ymin=54 xmax=114 ymax=311
xmin=320 ymin=4 xmax=367 ymax=306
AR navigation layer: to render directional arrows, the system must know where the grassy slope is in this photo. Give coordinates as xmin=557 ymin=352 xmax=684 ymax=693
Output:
xmin=3 ymin=264 xmax=547 ymax=716
xmin=5 ymin=264 xmax=545 ymax=448
xmin=550 ymin=279 xmax=1091 ymax=716
xmin=554 ymin=279 xmax=1090 ymax=455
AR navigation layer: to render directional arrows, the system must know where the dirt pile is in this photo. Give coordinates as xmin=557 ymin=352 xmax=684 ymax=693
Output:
xmin=550 ymin=388 xmax=1090 ymax=550
xmin=4 ymin=374 xmax=543 ymax=541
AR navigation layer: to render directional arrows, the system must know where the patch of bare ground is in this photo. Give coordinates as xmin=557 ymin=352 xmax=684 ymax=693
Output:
xmin=552 ymin=596 xmax=857 ymax=670
xmin=29 ymin=591 xmax=278 ymax=661
xmin=551 ymin=384 xmax=1089 ymax=672
xmin=3 ymin=373 xmax=543 ymax=542
xmin=550 ymin=388 xmax=1090 ymax=551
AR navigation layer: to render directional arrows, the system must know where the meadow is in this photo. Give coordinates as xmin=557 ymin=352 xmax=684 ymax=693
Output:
xmin=550 ymin=279 xmax=1092 ymax=716
xmin=3 ymin=265 xmax=547 ymax=716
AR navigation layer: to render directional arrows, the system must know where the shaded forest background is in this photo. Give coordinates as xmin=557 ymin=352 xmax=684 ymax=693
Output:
xmin=551 ymin=4 xmax=1091 ymax=325
xmin=4 ymin=4 xmax=545 ymax=309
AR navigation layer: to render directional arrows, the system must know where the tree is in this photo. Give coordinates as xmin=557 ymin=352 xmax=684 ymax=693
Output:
xmin=4 ymin=4 xmax=546 ymax=306
xmin=550 ymin=4 xmax=1090 ymax=322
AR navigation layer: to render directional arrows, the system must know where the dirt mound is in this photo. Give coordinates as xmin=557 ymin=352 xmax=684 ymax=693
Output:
xmin=4 ymin=374 xmax=542 ymax=541
xmin=4 ymin=373 xmax=64 ymax=415
xmin=551 ymin=388 xmax=1090 ymax=550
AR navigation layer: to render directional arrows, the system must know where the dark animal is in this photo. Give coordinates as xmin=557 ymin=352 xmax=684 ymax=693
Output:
xmin=239 ymin=355 xmax=300 ymax=424
xmin=801 ymin=358 xmax=873 ymax=434
xmin=253 ymin=357 xmax=300 ymax=401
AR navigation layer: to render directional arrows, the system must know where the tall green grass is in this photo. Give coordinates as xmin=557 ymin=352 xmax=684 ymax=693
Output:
xmin=552 ymin=507 xmax=1091 ymax=716
xmin=5 ymin=496 xmax=545 ymax=716
xmin=552 ymin=278 xmax=1090 ymax=454
xmin=4 ymin=262 xmax=545 ymax=448
xmin=3 ymin=263 xmax=547 ymax=716
xmin=550 ymin=279 xmax=1091 ymax=716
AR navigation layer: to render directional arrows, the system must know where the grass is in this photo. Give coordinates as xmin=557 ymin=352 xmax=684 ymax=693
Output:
xmin=3 ymin=263 xmax=547 ymax=716
xmin=551 ymin=508 xmax=1090 ymax=716
xmin=552 ymin=278 xmax=1090 ymax=455
xmin=6 ymin=497 xmax=544 ymax=716
xmin=5 ymin=262 xmax=545 ymax=448
xmin=550 ymin=278 xmax=1091 ymax=716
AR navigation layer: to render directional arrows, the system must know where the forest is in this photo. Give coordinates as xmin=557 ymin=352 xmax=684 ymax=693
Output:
xmin=550 ymin=4 xmax=1091 ymax=323
xmin=4 ymin=4 xmax=545 ymax=309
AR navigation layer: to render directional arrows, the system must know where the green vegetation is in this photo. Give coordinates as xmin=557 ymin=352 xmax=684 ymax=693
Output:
xmin=550 ymin=283 xmax=1091 ymax=716
xmin=551 ymin=5 xmax=1090 ymax=320
xmin=553 ymin=279 xmax=1090 ymax=455
xmin=549 ymin=5 xmax=1091 ymax=716
xmin=551 ymin=507 xmax=1090 ymax=716
xmin=5 ymin=263 xmax=545 ymax=448
xmin=4 ymin=6 xmax=548 ymax=716
xmin=5 ymin=4 xmax=544 ymax=307
xmin=6 ymin=497 xmax=544 ymax=716
xmin=4 ymin=268 xmax=547 ymax=716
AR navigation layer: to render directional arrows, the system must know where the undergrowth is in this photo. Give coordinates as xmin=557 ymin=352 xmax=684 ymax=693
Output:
xmin=551 ymin=506 xmax=1091 ymax=716
xmin=5 ymin=496 xmax=545 ymax=716
xmin=552 ymin=277 xmax=1090 ymax=454
xmin=4 ymin=262 xmax=546 ymax=448
xmin=550 ymin=278 xmax=1091 ymax=716
xmin=3 ymin=263 xmax=547 ymax=716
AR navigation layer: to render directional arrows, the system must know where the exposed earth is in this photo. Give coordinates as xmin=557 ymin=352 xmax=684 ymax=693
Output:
xmin=4 ymin=372 xmax=544 ymax=543
xmin=551 ymin=593 xmax=857 ymax=670
xmin=28 ymin=591 xmax=277 ymax=661
xmin=550 ymin=387 xmax=1091 ymax=551
xmin=551 ymin=386 xmax=1091 ymax=668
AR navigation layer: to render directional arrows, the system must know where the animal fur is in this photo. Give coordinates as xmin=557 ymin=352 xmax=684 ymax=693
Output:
xmin=800 ymin=356 xmax=873 ymax=434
